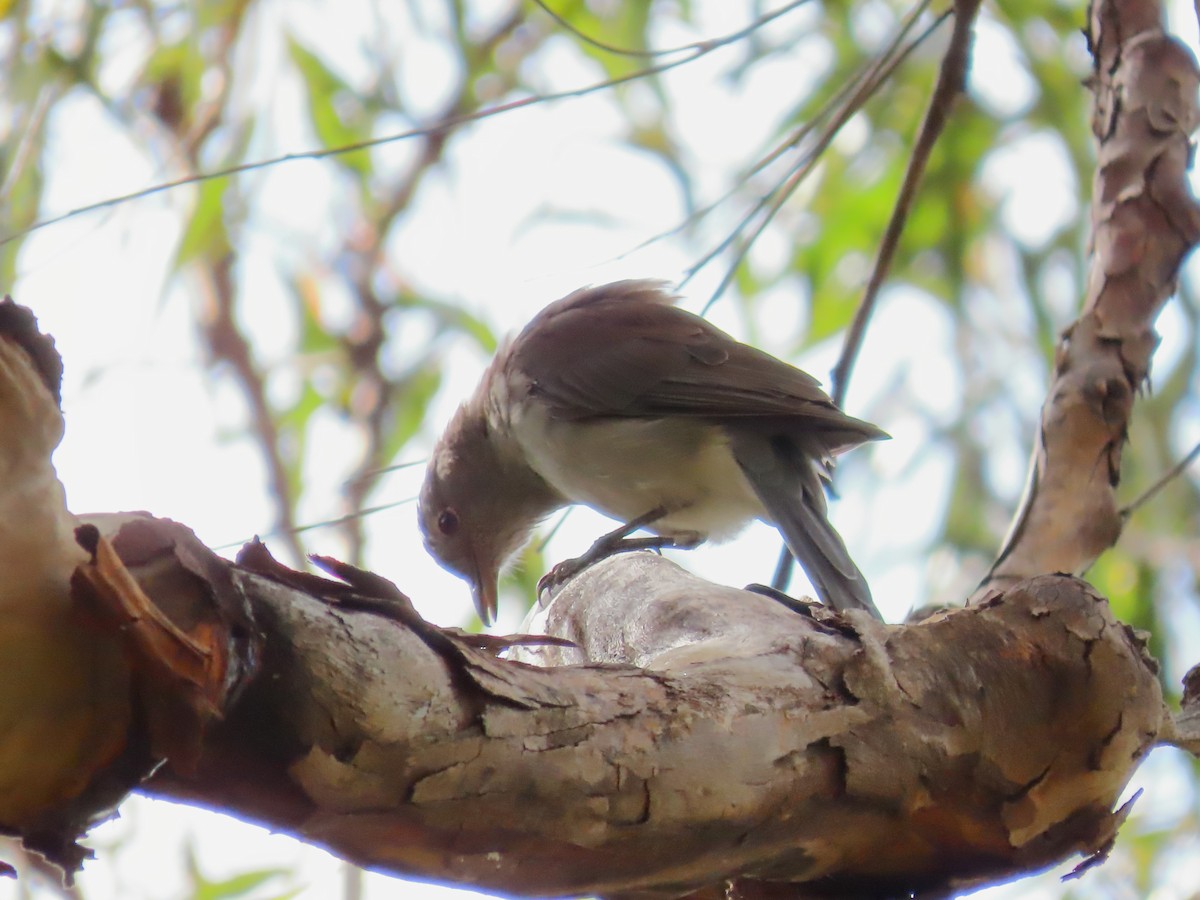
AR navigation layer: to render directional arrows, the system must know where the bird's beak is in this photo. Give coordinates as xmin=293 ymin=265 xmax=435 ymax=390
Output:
xmin=472 ymin=566 xmax=499 ymax=626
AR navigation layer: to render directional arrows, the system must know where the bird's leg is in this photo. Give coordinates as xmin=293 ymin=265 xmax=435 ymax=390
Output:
xmin=537 ymin=507 xmax=703 ymax=597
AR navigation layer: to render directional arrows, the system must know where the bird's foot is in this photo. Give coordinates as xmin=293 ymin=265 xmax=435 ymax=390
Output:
xmin=744 ymin=582 xmax=819 ymax=616
xmin=537 ymin=509 xmax=701 ymax=598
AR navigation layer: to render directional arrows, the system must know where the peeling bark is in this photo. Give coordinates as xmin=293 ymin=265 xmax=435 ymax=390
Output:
xmin=107 ymin=533 xmax=1167 ymax=899
xmin=1162 ymin=663 xmax=1200 ymax=755
xmin=977 ymin=0 xmax=1200 ymax=596
xmin=0 ymin=300 xmax=132 ymax=874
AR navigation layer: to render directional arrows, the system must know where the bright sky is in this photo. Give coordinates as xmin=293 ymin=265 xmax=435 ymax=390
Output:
xmin=3 ymin=0 xmax=1200 ymax=897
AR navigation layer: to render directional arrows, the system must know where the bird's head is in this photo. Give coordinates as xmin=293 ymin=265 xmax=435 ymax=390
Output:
xmin=419 ymin=401 xmax=557 ymax=625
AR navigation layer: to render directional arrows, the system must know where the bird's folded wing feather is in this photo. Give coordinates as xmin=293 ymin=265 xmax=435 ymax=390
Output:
xmin=509 ymin=281 xmax=886 ymax=450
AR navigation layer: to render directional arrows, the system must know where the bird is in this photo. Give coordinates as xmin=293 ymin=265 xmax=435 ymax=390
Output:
xmin=419 ymin=280 xmax=887 ymax=624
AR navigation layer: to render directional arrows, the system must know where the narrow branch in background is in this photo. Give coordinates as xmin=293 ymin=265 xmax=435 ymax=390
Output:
xmin=155 ymin=6 xmax=309 ymax=566
xmin=344 ymin=458 xmax=426 ymax=489
xmin=535 ymin=507 xmax=574 ymax=553
xmin=830 ymin=0 xmax=981 ymax=406
xmin=529 ymin=0 xmax=812 ymax=58
xmin=0 ymin=5 xmax=795 ymax=249
xmin=343 ymin=863 xmax=364 ymax=900
xmin=626 ymin=55 xmax=891 ymax=265
xmin=0 ymin=86 xmax=56 ymax=206
xmin=201 ymin=257 xmax=307 ymax=566
xmin=622 ymin=3 xmax=931 ymax=273
xmin=1121 ymin=440 xmax=1200 ymax=520
xmin=687 ymin=0 xmax=946 ymax=310
xmin=628 ymin=20 xmax=926 ymax=276
xmin=211 ymin=498 xmax=416 ymax=552
xmin=772 ymin=0 xmax=974 ymax=590
xmin=336 ymin=12 xmax=523 ymax=564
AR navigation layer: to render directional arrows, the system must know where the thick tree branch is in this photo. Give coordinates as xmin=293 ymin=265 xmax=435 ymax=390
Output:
xmin=73 ymin=528 xmax=1173 ymax=898
xmin=976 ymin=0 xmax=1200 ymax=595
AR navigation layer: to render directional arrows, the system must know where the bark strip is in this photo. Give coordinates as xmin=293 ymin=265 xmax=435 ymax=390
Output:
xmin=977 ymin=0 xmax=1200 ymax=595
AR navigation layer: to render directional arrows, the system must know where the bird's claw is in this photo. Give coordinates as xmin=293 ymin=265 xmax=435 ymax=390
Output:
xmin=537 ymin=512 xmax=702 ymax=600
xmin=743 ymin=582 xmax=819 ymax=615
xmin=537 ymin=533 xmax=686 ymax=598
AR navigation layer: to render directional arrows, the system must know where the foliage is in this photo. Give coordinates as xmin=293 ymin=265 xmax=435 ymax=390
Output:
xmin=0 ymin=0 xmax=1197 ymax=897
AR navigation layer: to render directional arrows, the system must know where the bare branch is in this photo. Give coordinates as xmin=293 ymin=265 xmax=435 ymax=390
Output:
xmin=830 ymin=0 xmax=983 ymax=406
xmin=198 ymin=257 xmax=307 ymax=565
xmin=333 ymin=6 xmax=520 ymax=562
xmin=1121 ymin=439 xmax=1200 ymax=521
xmin=529 ymin=0 xmax=814 ymax=59
xmin=688 ymin=0 xmax=945 ymax=309
xmin=705 ymin=8 xmax=950 ymax=310
xmin=0 ymin=5 xmax=807 ymax=249
xmin=211 ymin=498 xmax=416 ymax=552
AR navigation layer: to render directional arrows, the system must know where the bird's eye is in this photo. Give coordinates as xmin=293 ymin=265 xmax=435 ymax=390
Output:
xmin=437 ymin=508 xmax=460 ymax=536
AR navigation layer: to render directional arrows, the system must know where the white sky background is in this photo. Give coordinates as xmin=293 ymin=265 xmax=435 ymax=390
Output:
xmin=3 ymin=0 xmax=1200 ymax=897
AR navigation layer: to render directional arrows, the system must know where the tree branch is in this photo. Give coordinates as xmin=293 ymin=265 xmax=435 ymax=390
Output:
xmin=100 ymin=534 xmax=1170 ymax=898
xmin=975 ymin=0 xmax=1200 ymax=597
xmin=830 ymin=0 xmax=982 ymax=406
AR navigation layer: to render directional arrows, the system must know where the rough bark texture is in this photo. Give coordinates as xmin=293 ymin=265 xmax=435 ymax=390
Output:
xmin=0 ymin=301 xmax=133 ymax=873
xmin=95 ymin=534 xmax=1169 ymax=899
xmin=2 ymin=0 xmax=1200 ymax=895
xmin=1170 ymin=663 xmax=1200 ymax=754
xmin=976 ymin=0 xmax=1200 ymax=596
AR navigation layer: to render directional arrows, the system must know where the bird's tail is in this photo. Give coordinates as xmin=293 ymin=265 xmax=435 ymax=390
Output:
xmin=765 ymin=486 xmax=879 ymax=618
xmin=730 ymin=435 xmax=881 ymax=620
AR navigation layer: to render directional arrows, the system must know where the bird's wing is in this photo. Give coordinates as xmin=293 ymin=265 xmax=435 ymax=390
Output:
xmin=509 ymin=280 xmax=886 ymax=452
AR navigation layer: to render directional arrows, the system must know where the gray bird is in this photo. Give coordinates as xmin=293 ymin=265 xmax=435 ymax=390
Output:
xmin=419 ymin=280 xmax=886 ymax=624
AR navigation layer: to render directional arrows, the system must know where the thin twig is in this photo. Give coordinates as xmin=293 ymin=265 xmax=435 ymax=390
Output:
xmin=535 ymin=507 xmax=574 ymax=553
xmin=212 ymin=497 xmax=418 ymax=552
xmin=830 ymin=0 xmax=982 ymax=406
xmin=343 ymin=457 xmax=427 ymax=489
xmin=335 ymin=11 xmax=524 ymax=563
xmin=0 ymin=3 xmax=797 ymax=248
xmin=1121 ymin=440 xmax=1200 ymax=521
xmin=529 ymin=0 xmax=812 ymax=59
xmin=625 ymin=2 xmax=925 ymax=271
xmin=0 ymin=85 xmax=56 ymax=205
xmin=638 ymin=0 xmax=933 ymax=271
xmin=772 ymin=0 xmax=973 ymax=589
xmin=693 ymin=0 xmax=947 ymax=312
xmin=201 ymin=258 xmax=307 ymax=565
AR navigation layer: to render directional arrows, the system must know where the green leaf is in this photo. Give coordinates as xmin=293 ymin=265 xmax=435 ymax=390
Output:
xmin=287 ymin=37 xmax=373 ymax=177
xmin=396 ymin=292 xmax=498 ymax=353
xmin=189 ymin=866 xmax=296 ymax=900
xmin=382 ymin=365 xmax=443 ymax=463
xmin=175 ymin=176 xmax=232 ymax=268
